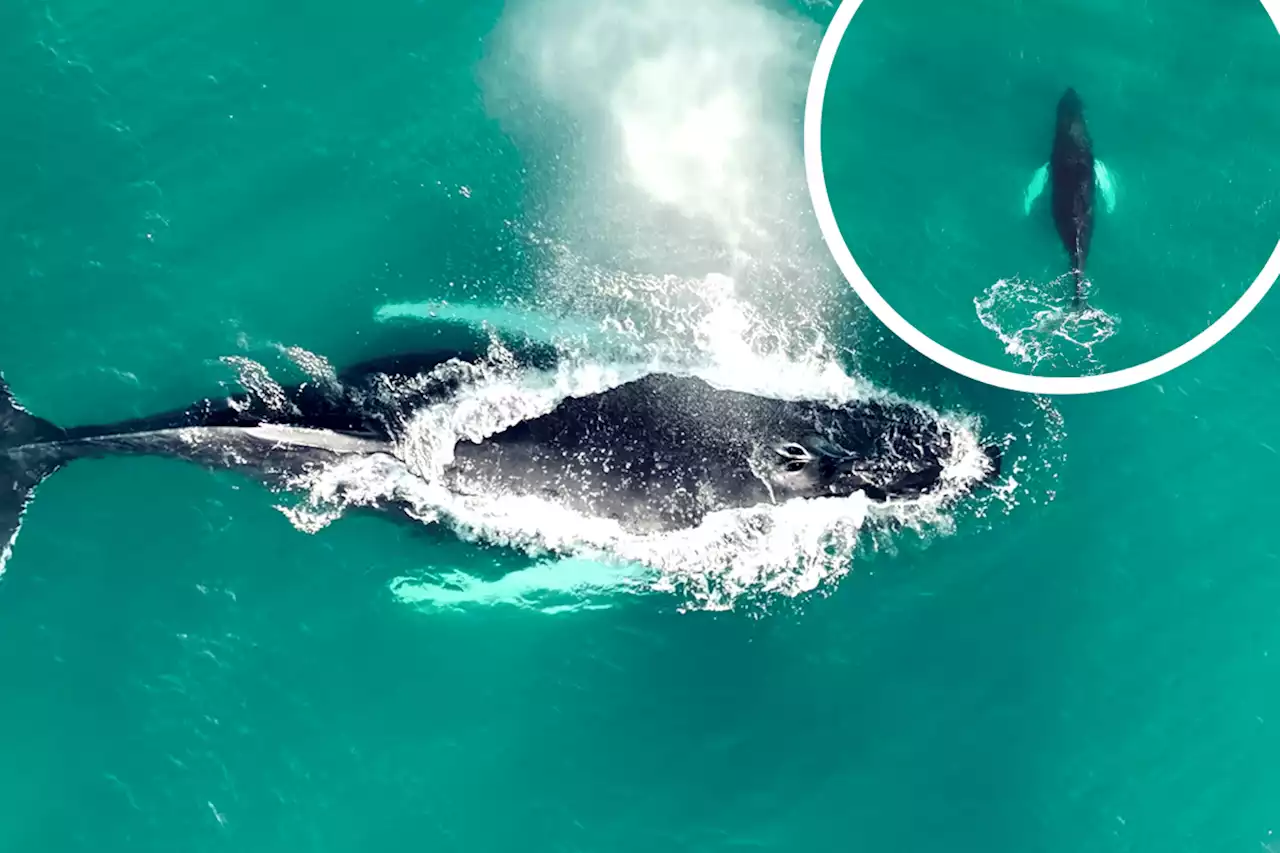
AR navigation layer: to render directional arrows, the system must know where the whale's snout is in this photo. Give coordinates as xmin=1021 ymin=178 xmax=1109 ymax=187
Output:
xmin=1057 ymin=86 xmax=1084 ymax=118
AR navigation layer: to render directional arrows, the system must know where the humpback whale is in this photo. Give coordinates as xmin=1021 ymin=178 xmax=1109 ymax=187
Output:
xmin=0 ymin=349 xmax=1003 ymax=570
xmin=1023 ymin=87 xmax=1117 ymax=308
xmin=442 ymin=372 xmax=1002 ymax=533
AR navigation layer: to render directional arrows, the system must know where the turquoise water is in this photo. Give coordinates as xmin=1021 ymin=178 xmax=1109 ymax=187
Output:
xmin=4 ymin=0 xmax=1280 ymax=851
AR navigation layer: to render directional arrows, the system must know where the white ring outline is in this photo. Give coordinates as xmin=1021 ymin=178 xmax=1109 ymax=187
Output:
xmin=804 ymin=0 xmax=1280 ymax=395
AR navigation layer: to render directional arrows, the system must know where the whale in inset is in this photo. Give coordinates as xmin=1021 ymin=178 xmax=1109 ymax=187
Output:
xmin=0 ymin=349 xmax=1003 ymax=572
xmin=1023 ymin=87 xmax=1117 ymax=308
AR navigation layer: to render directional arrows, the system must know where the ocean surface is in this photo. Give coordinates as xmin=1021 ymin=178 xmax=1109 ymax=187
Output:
xmin=2 ymin=0 xmax=1280 ymax=851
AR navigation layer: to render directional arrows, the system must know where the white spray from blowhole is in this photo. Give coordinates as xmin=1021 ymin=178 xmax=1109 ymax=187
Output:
xmin=478 ymin=0 xmax=846 ymax=364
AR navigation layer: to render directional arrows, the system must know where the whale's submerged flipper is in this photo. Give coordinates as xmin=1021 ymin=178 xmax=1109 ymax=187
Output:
xmin=1094 ymin=159 xmax=1116 ymax=213
xmin=1023 ymin=162 xmax=1049 ymax=215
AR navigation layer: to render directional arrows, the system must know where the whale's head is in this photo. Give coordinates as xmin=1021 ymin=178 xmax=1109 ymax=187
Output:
xmin=1057 ymin=87 xmax=1085 ymax=123
xmin=754 ymin=400 xmax=982 ymax=504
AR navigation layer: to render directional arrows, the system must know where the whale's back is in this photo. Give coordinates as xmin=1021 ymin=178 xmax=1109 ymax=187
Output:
xmin=1050 ymin=87 xmax=1096 ymax=276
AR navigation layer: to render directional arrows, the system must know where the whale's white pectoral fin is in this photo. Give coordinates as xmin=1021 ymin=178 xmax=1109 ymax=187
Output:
xmin=373 ymin=299 xmax=609 ymax=347
xmin=1094 ymin=160 xmax=1117 ymax=213
xmin=1023 ymin=163 xmax=1049 ymax=216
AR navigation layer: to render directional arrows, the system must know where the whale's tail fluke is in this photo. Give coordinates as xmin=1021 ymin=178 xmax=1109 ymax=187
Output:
xmin=0 ymin=376 xmax=65 ymax=576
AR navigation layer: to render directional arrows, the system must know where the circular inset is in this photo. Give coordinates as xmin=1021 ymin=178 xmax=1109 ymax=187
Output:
xmin=804 ymin=0 xmax=1280 ymax=396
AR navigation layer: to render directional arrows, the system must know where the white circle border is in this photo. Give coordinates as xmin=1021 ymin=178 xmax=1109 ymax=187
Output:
xmin=804 ymin=0 xmax=1280 ymax=395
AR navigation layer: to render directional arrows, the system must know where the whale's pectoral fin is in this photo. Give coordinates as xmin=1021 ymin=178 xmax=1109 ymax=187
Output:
xmin=1023 ymin=163 xmax=1049 ymax=216
xmin=373 ymin=299 xmax=610 ymax=349
xmin=1094 ymin=160 xmax=1117 ymax=213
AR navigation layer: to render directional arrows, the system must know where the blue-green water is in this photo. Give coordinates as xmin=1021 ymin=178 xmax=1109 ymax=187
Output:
xmin=4 ymin=0 xmax=1280 ymax=850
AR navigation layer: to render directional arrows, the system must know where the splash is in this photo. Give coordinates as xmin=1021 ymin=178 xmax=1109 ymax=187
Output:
xmin=975 ymin=274 xmax=1118 ymax=374
xmin=533 ymin=240 xmax=846 ymax=373
xmin=219 ymin=355 xmax=302 ymax=416
xmin=476 ymin=0 xmax=851 ymax=385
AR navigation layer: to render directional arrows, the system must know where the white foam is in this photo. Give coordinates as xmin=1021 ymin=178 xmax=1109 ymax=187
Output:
xmin=0 ymin=499 xmax=29 ymax=581
xmin=975 ymin=274 xmax=1119 ymax=374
